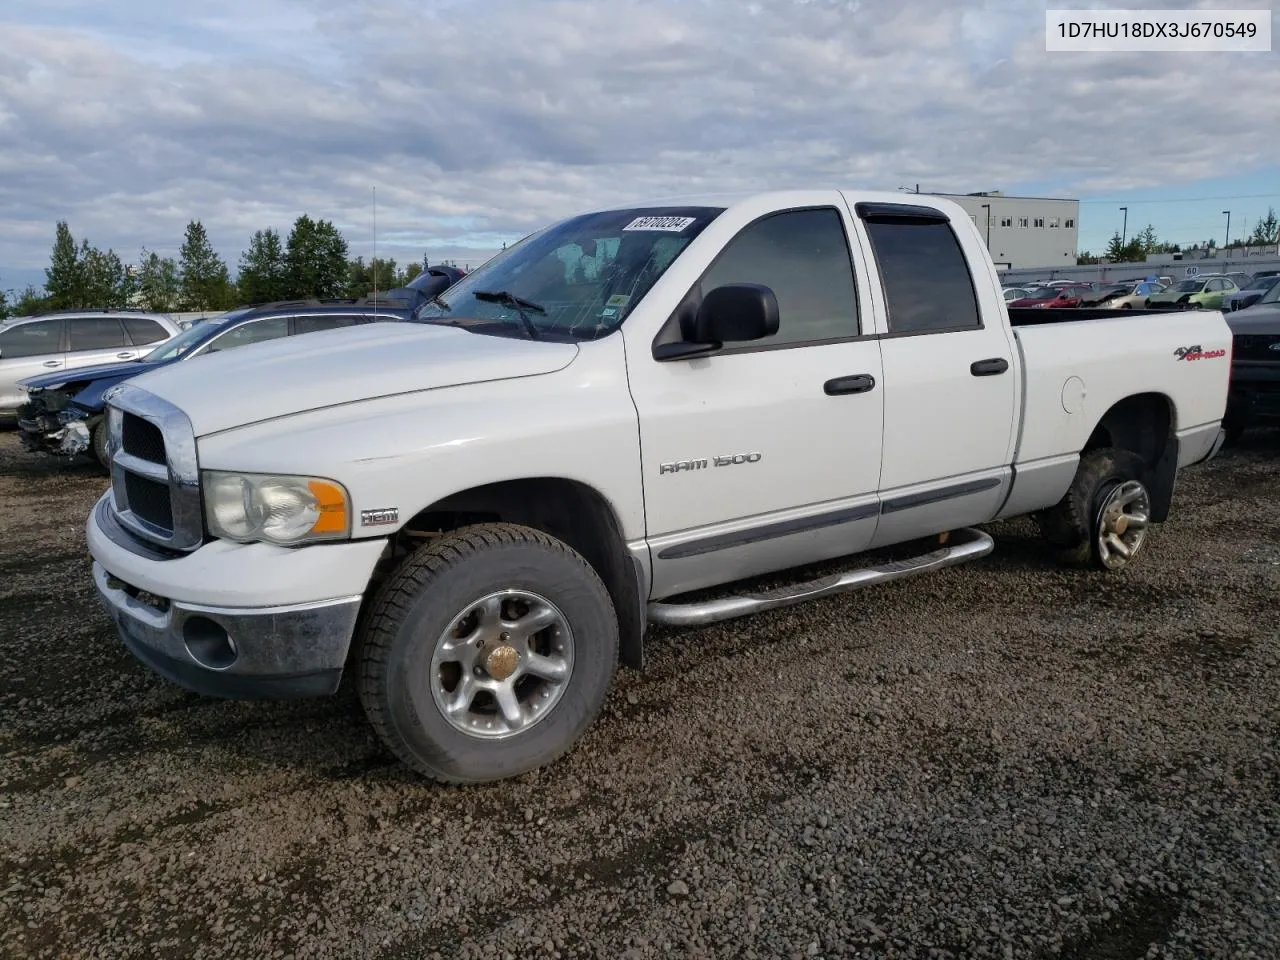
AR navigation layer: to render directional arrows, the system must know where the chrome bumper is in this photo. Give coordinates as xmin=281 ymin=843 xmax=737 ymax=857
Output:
xmin=92 ymin=561 xmax=363 ymax=700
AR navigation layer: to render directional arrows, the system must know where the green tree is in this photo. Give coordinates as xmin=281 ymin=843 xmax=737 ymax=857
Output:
xmin=80 ymin=243 xmax=133 ymax=307
xmin=1250 ymin=207 xmax=1279 ymax=245
xmin=345 ymin=256 xmax=400 ymax=297
xmin=45 ymin=220 xmax=84 ymax=308
xmin=401 ymin=262 xmax=423 ymax=284
xmin=14 ymin=285 xmax=52 ymax=316
xmin=136 ymin=248 xmax=181 ymax=311
xmin=237 ymin=228 xmax=288 ymax=304
xmin=284 ymin=215 xmax=349 ymax=299
xmin=179 ymin=220 xmax=234 ymax=310
xmin=0 ymin=286 xmax=9 ymax=320
xmin=1076 ymin=251 xmax=1100 ymax=265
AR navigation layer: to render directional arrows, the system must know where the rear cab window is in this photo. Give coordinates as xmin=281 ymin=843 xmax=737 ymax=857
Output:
xmin=857 ymin=205 xmax=981 ymax=335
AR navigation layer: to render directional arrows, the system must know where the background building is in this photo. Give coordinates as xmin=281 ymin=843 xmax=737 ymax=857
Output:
xmin=924 ymin=191 xmax=1080 ymax=271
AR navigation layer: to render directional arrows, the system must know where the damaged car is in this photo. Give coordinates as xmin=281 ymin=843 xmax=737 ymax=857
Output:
xmin=16 ymin=297 xmax=418 ymax=467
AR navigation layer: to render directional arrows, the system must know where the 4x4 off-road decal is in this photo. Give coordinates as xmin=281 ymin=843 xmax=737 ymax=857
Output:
xmin=1174 ymin=344 xmax=1226 ymax=361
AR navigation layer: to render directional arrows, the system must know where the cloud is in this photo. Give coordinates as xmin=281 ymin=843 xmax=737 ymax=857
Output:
xmin=0 ymin=0 xmax=1277 ymax=280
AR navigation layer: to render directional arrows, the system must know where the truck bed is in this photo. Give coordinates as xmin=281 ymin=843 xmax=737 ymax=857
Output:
xmin=1007 ymin=306 xmax=1182 ymax=327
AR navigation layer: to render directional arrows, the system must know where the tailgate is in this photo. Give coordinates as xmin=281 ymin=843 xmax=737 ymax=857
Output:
xmin=1011 ymin=310 xmax=1231 ymax=464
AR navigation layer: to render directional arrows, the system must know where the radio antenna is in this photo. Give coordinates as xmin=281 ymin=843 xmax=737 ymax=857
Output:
xmin=372 ymin=186 xmax=378 ymax=307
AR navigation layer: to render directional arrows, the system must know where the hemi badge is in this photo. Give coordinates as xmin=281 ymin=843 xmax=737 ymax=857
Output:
xmin=360 ymin=507 xmax=399 ymax=527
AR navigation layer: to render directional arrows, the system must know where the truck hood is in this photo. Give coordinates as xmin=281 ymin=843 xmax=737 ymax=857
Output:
xmin=21 ymin=358 xmax=161 ymax=391
xmin=1226 ymin=302 xmax=1280 ymax=335
xmin=127 ymin=321 xmax=580 ymax=436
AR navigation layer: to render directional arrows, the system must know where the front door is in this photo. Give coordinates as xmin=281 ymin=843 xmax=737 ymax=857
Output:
xmin=848 ymin=200 xmax=1019 ymax=547
xmin=0 ymin=318 xmax=66 ymax=412
xmin=626 ymin=203 xmax=886 ymax=599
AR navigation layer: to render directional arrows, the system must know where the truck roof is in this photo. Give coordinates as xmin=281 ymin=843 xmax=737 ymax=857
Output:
xmin=596 ymin=188 xmax=964 ymax=217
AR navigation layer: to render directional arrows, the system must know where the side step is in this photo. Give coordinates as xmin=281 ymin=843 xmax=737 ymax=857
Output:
xmin=646 ymin=527 xmax=995 ymax=628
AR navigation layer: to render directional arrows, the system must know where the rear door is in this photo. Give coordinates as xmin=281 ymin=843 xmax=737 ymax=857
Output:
xmin=0 ymin=318 xmax=66 ymax=411
xmin=65 ymin=316 xmax=138 ymax=369
xmin=625 ymin=201 xmax=886 ymax=599
xmin=847 ymin=200 xmax=1019 ymax=547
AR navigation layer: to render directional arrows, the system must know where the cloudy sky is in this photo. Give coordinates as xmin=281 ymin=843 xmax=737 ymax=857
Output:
xmin=1 ymin=0 xmax=1278 ymax=291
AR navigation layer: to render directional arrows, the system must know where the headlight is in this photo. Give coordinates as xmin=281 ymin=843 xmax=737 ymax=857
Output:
xmin=203 ymin=471 xmax=350 ymax=545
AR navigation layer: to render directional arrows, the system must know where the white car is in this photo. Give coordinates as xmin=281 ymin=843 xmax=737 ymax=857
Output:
xmin=0 ymin=311 xmax=181 ymax=416
xmin=86 ymin=190 xmax=1231 ymax=783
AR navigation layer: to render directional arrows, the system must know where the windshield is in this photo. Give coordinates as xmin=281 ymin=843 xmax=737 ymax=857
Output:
xmin=1172 ymin=280 xmax=1205 ymax=293
xmin=1261 ymin=281 xmax=1280 ymax=304
xmin=142 ymin=310 xmax=251 ymax=361
xmin=415 ymin=207 xmax=724 ymax=340
xmin=1245 ymin=276 xmax=1279 ymax=292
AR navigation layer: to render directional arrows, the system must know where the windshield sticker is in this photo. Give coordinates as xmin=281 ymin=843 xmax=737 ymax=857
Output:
xmin=606 ymin=294 xmax=631 ymax=307
xmin=623 ymin=216 xmax=697 ymax=233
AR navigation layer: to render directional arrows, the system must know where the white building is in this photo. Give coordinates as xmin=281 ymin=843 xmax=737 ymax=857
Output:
xmin=924 ymin=191 xmax=1081 ymax=271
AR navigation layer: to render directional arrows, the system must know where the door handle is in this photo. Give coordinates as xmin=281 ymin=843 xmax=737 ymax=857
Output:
xmin=116 ymin=352 xmax=135 ymax=359
xmin=43 ymin=360 xmax=62 ymax=368
xmin=970 ymin=358 xmax=1009 ymax=377
xmin=824 ymin=374 xmax=876 ymax=395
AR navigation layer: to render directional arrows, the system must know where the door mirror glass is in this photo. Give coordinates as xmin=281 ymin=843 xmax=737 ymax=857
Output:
xmin=694 ymin=284 xmax=780 ymax=343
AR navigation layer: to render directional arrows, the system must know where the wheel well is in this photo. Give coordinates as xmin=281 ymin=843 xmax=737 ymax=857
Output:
xmin=1082 ymin=393 xmax=1177 ymax=521
xmin=391 ymin=478 xmax=645 ymax=669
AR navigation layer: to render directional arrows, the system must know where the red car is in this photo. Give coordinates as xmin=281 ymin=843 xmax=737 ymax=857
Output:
xmin=1009 ymin=285 xmax=1092 ymax=309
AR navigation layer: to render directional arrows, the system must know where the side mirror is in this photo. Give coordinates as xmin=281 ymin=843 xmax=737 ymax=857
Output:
xmin=695 ymin=283 xmax=780 ymax=343
xmin=652 ymin=283 xmax=781 ymax=362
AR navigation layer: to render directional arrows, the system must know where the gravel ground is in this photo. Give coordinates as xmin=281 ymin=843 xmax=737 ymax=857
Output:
xmin=1 ymin=428 xmax=1278 ymax=960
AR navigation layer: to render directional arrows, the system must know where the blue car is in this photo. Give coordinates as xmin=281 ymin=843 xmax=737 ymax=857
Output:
xmin=16 ymin=297 xmax=417 ymax=466
xmin=1223 ymin=274 xmax=1280 ymax=312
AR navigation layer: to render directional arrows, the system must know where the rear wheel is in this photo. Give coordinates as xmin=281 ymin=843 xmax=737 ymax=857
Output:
xmin=1036 ymin=448 xmax=1152 ymax=570
xmin=357 ymin=523 xmax=619 ymax=783
xmin=91 ymin=420 xmax=110 ymax=471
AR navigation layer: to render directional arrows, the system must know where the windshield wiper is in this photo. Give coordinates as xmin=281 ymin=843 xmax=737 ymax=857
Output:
xmin=473 ymin=290 xmax=544 ymax=340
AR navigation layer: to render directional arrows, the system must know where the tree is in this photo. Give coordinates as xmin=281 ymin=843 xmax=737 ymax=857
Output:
xmin=237 ymin=228 xmax=288 ymax=304
xmin=284 ymin=215 xmax=349 ymax=299
xmin=45 ymin=220 xmax=84 ymax=308
xmin=0 ymin=286 xmax=8 ymax=320
xmin=1250 ymin=207 xmax=1279 ymax=245
xmin=345 ymin=256 xmax=401 ymax=297
xmin=79 ymin=243 xmax=134 ymax=308
xmin=136 ymin=248 xmax=181 ymax=312
xmin=1076 ymin=251 xmax=1100 ymax=265
xmin=179 ymin=220 xmax=234 ymax=310
xmin=402 ymin=262 xmax=423 ymax=284
xmin=14 ymin=285 xmax=51 ymax=316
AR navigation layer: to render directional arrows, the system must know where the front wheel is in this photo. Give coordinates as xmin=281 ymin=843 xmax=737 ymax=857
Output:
xmin=91 ymin=420 xmax=110 ymax=471
xmin=357 ymin=523 xmax=619 ymax=783
xmin=1036 ymin=448 xmax=1152 ymax=571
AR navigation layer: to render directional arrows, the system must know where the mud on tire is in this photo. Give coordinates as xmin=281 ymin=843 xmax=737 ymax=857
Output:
xmin=1035 ymin=447 xmax=1150 ymax=570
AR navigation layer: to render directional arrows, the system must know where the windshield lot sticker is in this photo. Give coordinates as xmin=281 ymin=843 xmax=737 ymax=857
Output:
xmin=623 ymin=216 xmax=697 ymax=233
xmin=1174 ymin=344 xmax=1226 ymax=361
xmin=606 ymin=294 xmax=631 ymax=307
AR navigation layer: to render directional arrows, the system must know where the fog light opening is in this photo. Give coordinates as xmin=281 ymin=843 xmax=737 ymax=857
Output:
xmin=183 ymin=616 xmax=239 ymax=671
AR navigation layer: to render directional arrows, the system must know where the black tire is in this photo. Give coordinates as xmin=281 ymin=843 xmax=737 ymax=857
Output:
xmin=357 ymin=523 xmax=619 ymax=783
xmin=91 ymin=420 xmax=110 ymax=471
xmin=1035 ymin=448 xmax=1150 ymax=570
xmin=1120 ymin=302 xmax=1132 ymax=310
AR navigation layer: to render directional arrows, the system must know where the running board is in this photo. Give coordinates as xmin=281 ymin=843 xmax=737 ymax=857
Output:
xmin=646 ymin=527 xmax=995 ymax=628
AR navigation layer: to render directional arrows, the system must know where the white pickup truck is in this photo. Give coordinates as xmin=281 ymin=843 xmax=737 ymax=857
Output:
xmin=87 ymin=190 xmax=1231 ymax=783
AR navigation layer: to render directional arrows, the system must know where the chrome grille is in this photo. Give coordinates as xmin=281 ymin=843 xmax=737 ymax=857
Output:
xmin=104 ymin=384 xmax=204 ymax=552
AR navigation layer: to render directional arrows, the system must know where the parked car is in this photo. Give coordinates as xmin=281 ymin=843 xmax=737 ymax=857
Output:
xmin=1224 ymin=272 xmax=1254 ymax=290
xmin=0 ymin=310 xmax=181 ymax=419
xmin=1146 ymin=276 xmax=1240 ymax=310
xmin=382 ymin=265 xmax=469 ymax=310
xmin=84 ymin=190 xmax=1230 ymax=784
xmin=1223 ymin=275 xmax=1280 ymax=312
xmin=1002 ymin=287 xmax=1032 ymax=302
xmin=16 ymin=298 xmax=415 ymax=466
xmin=1009 ymin=285 xmax=1091 ymax=308
xmin=1107 ymin=280 xmax=1168 ymax=309
xmin=1222 ymin=281 xmax=1280 ymax=441
xmin=1081 ymin=282 xmax=1133 ymax=306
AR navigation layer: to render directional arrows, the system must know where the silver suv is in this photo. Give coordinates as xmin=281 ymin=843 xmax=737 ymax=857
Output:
xmin=0 ymin=311 xmax=181 ymax=416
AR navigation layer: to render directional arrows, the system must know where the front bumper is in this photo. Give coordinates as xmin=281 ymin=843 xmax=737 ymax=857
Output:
xmin=16 ymin=397 xmax=97 ymax=457
xmin=88 ymin=493 xmax=387 ymax=699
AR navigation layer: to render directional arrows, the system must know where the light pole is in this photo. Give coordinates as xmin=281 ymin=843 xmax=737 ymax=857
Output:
xmin=1120 ymin=206 xmax=1128 ymax=246
xmin=1223 ymin=210 xmax=1231 ymax=248
xmin=981 ymin=204 xmax=991 ymax=248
